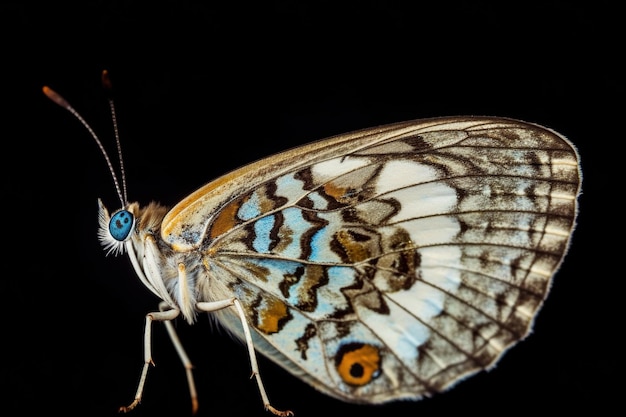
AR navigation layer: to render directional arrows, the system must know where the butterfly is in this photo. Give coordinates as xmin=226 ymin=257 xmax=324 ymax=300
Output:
xmin=44 ymin=73 xmax=581 ymax=416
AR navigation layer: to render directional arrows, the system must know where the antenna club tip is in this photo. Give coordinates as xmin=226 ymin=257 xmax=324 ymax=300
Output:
xmin=42 ymin=85 xmax=70 ymax=108
xmin=102 ymin=69 xmax=113 ymax=90
xmin=42 ymin=85 xmax=56 ymax=97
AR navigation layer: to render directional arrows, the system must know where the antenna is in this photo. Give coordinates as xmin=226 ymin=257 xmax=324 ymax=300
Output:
xmin=43 ymin=71 xmax=127 ymax=208
xmin=101 ymin=70 xmax=128 ymax=205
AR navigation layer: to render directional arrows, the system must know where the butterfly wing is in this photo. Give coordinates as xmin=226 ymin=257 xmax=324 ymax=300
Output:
xmin=162 ymin=117 xmax=581 ymax=403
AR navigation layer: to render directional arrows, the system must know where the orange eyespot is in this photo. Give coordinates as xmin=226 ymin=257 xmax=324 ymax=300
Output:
xmin=335 ymin=343 xmax=381 ymax=386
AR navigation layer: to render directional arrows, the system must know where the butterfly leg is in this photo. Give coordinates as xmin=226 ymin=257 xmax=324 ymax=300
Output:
xmin=160 ymin=301 xmax=199 ymax=415
xmin=119 ymin=306 xmax=180 ymax=413
xmin=196 ymin=299 xmax=294 ymax=416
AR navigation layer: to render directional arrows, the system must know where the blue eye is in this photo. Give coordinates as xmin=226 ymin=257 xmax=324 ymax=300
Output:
xmin=109 ymin=210 xmax=134 ymax=241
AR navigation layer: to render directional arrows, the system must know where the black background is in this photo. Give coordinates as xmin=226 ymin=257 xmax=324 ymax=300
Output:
xmin=3 ymin=2 xmax=620 ymax=416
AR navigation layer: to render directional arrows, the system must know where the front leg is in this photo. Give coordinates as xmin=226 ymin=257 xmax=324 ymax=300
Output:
xmin=119 ymin=306 xmax=180 ymax=413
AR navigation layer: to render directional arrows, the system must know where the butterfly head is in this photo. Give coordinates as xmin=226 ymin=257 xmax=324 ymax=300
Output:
xmin=97 ymin=200 xmax=137 ymax=256
xmin=97 ymin=199 xmax=169 ymax=256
